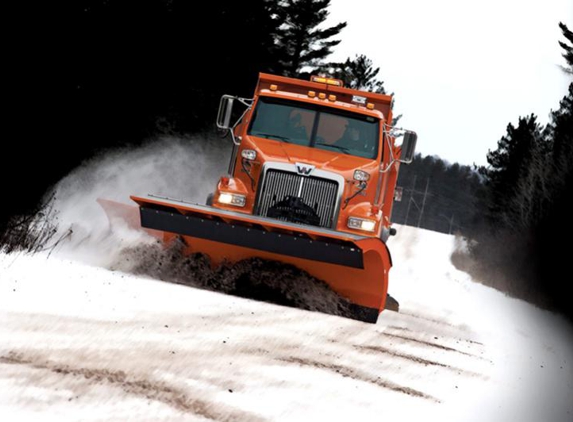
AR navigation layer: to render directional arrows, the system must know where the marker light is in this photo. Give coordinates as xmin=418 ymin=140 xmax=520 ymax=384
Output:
xmin=328 ymin=95 xmax=336 ymax=102
xmin=366 ymin=103 xmax=375 ymax=110
xmin=318 ymin=93 xmax=326 ymax=100
xmin=348 ymin=217 xmax=376 ymax=232
xmin=218 ymin=192 xmax=246 ymax=207
xmin=352 ymin=95 xmax=367 ymax=105
xmin=241 ymin=149 xmax=257 ymax=160
xmin=308 ymin=91 xmax=316 ymax=98
xmin=270 ymin=84 xmax=278 ymax=91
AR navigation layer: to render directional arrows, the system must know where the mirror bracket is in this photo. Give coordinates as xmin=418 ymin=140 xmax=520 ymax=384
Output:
xmin=216 ymin=95 xmax=253 ymax=145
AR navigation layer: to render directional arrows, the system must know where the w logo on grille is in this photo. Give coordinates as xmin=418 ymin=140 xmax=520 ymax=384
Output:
xmin=295 ymin=162 xmax=315 ymax=176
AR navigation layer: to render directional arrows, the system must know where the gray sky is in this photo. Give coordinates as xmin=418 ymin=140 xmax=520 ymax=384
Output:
xmin=328 ymin=0 xmax=573 ymax=166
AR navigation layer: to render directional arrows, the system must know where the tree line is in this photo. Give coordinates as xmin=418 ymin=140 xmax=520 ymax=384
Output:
xmin=391 ymin=155 xmax=482 ymax=235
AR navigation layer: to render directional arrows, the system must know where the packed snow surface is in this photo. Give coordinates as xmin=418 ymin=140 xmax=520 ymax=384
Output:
xmin=1 ymin=225 xmax=572 ymax=421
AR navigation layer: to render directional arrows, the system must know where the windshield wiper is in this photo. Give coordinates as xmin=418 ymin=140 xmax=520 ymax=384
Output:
xmin=315 ymin=142 xmax=350 ymax=154
xmin=251 ymin=132 xmax=291 ymax=143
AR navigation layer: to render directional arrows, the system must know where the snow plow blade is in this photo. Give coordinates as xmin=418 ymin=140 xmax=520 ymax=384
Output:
xmin=130 ymin=194 xmax=392 ymax=323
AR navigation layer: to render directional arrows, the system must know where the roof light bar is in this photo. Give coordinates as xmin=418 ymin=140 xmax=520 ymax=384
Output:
xmin=310 ymin=75 xmax=344 ymax=87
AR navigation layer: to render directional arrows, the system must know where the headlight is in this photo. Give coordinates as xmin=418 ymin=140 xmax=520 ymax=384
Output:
xmin=353 ymin=170 xmax=370 ymax=181
xmin=218 ymin=192 xmax=246 ymax=207
xmin=348 ymin=217 xmax=376 ymax=232
xmin=241 ymin=149 xmax=257 ymax=160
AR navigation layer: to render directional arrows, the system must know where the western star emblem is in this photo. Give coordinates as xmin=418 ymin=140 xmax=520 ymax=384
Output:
xmin=295 ymin=162 xmax=315 ymax=176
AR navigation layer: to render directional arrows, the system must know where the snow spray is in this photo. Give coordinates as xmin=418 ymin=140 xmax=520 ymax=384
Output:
xmin=46 ymin=135 xmax=229 ymax=265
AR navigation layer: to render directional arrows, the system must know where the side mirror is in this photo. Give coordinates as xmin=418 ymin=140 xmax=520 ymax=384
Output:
xmin=399 ymin=131 xmax=417 ymax=164
xmin=216 ymin=95 xmax=235 ymax=130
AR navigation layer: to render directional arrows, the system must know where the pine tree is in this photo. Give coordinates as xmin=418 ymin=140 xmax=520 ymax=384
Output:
xmin=483 ymin=115 xmax=543 ymax=229
xmin=319 ymin=54 xmax=386 ymax=93
xmin=549 ymin=83 xmax=573 ymax=167
xmin=540 ymin=83 xmax=573 ymax=227
xmin=272 ymin=0 xmax=346 ymax=77
xmin=558 ymin=22 xmax=573 ymax=74
xmin=534 ymin=83 xmax=573 ymax=319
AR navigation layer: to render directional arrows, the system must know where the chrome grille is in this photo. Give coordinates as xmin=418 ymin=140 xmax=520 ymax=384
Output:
xmin=256 ymin=169 xmax=339 ymax=228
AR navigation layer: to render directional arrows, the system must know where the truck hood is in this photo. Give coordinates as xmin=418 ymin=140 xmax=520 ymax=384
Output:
xmin=248 ymin=137 xmax=378 ymax=175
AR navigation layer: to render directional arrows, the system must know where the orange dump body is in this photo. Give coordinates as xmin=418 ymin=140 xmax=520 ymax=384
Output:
xmin=123 ymin=73 xmax=407 ymax=323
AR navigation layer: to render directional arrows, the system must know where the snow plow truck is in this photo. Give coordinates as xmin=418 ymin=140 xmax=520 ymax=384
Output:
xmin=129 ymin=73 xmax=417 ymax=323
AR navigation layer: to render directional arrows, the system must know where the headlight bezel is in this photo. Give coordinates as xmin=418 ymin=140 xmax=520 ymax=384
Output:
xmin=347 ymin=216 xmax=376 ymax=232
xmin=353 ymin=170 xmax=370 ymax=182
xmin=218 ymin=192 xmax=246 ymax=207
xmin=241 ymin=149 xmax=257 ymax=160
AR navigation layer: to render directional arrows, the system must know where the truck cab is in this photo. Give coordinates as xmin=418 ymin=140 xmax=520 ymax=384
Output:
xmin=215 ymin=73 xmax=417 ymax=240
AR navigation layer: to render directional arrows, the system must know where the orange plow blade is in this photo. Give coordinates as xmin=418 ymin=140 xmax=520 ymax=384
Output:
xmin=128 ymin=194 xmax=391 ymax=323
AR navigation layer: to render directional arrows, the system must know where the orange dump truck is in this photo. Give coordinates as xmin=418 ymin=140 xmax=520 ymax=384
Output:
xmin=131 ymin=73 xmax=417 ymax=323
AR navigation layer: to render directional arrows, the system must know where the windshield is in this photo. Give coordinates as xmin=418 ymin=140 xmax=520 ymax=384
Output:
xmin=248 ymin=97 xmax=380 ymax=159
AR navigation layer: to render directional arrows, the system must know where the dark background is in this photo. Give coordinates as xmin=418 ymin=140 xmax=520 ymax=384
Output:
xmin=4 ymin=1 xmax=276 ymax=224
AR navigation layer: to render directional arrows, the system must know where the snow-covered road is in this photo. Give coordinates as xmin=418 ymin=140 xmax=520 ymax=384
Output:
xmin=1 ymin=225 xmax=572 ymax=421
